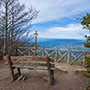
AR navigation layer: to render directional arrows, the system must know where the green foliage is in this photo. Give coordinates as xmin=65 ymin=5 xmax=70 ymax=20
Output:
xmin=83 ymin=56 xmax=90 ymax=78
xmin=81 ymin=13 xmax=90 ymax=30
xmin=83 ymin=72 xmax=90 ymax=78
xmin=84 ymin=56 xmax=90 ymax=66
xmin=84 ymin=84 xmax=90 ymax=90
xmin=81 ymin=13 xmax=90 ymax=90
xmin=84 ymin=42 xmax=90 ymax=48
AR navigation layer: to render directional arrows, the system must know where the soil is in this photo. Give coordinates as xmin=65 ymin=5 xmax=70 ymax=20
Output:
xmin=0 ymin=62 xmax=90 ymax=90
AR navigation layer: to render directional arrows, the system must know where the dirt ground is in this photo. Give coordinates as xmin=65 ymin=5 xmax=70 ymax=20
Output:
xmin=0 ymin=61 xmax=90 ymax=90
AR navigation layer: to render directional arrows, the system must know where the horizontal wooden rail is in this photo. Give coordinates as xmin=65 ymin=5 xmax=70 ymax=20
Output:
xmin=16 ymin=47 xmax=90 ymax=65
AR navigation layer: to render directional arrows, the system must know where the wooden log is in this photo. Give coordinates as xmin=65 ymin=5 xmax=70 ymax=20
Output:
xmin=31 ymin=57 xmax=54 ymax=62
xmin=44 ymin=50 xmax=50 ymax=56
xmin=11 ymin=56 xmax=54 ymax=62
xmin=56 ymin=67 xmax=67 ymax=73
xmin=67 ymin=50 xmax=70 ymax=64
xmin=75 ymin=69 xmax=90 ymax=72
xmin=13 ymin=62 xmax=55 ymax=67
xmin=17 ymin=68 xmax=21 ymax=75
xmin=17 ymin=75 xmax=24 ymax=81
xmin=58 ymin=51 xmax=62 ymax=56
xmin=48 ymin=50 xmax=55 ymax=57
xmin=83 ymin=52 xmax=85 ymax=65
xmin=42 ymin=49 xmax=45 ymax=57
xmin=70 ymin=53 xmax=82 ymax=65
xmin=55 ymin=50 xmax=58 ymax=61
xmin=6 ymin=55 xmax=15 ymax=81
xmin=17 ymin=49 xmax=26 ymax=56
xmin=47 ymin=57 xmax=54 ymax=85
xmin=57 ymin=52 xmax=68 ymax=62
xmin=71 ymin=52 xmax=77 ymax=59
xmin=12 ymin=65 xmax=56 ymax=70
xmin=28 ymin=49 xmax=31 ymax=56
xmin=15 ymin=48 xmax=18 ymax=56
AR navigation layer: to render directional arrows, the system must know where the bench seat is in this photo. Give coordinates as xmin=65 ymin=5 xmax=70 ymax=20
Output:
xmin=13 ymin=64 xmax=56 ymax=70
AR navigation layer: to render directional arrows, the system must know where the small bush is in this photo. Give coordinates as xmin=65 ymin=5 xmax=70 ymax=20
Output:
xmin=83 ymin=56 xmax=90 ymax=78
xmin=84 ymin=84 xmax=90 ymax=90
xmin=83 ymin=72 xmax=90 ymax=78
xmin=84 ymin=56 xmax=90 ymax=67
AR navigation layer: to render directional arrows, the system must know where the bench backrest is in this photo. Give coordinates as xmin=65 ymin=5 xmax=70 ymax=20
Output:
xmin=4 ymin=56 xmax=55 ymax=68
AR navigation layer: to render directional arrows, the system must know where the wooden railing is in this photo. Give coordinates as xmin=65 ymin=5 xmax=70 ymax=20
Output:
xmin=16 ymin=47 xmax=90 ymax=65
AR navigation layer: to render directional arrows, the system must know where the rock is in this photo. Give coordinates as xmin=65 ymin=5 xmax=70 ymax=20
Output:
xmin=17 ymin=75 xmax=24 ymax=81
xmin=22 ymin=76 xmax=26 ymax=81
xmin=75 ymin=69 xmax=89 ymax=72
xmin=56 ymin=67 xmax=68 ymax=73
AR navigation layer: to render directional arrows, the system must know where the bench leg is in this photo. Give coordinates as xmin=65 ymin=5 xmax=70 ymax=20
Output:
xmin=10 ymin=67 xmax=15 ymax=81
xmin=6 ymin=55 xmax=15 ymax=81
xmin=51 ymin=70 xmax=54 ymax=82
xmin=48 ymin=70 xmax=54 ymax=85
xmin=17 ymin=68 xmax=21 ymax=75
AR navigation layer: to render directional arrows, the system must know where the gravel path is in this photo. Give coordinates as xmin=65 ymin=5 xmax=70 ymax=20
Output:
xmin=0 ymin=61 xmax=89 ymax=90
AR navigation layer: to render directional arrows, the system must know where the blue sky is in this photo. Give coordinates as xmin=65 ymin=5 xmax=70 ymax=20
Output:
xmin=19 ymin=0 xmax=90 ymax=39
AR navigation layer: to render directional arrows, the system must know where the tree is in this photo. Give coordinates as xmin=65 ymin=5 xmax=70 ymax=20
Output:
xmin=81 ymin=13 xmax=90 ymax=78
xmin=81 ymin=13 xmax=90 ymax=30
xmin=0 ymin=0 xmax=38 ymax=55
xmin=81 ymin=13 xmax=90 ymax=49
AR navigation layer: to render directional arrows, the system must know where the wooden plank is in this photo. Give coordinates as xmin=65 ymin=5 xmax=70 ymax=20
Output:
xmin=71 ymin=50 xmax=84 ymax=52
xmin=11 ymin=56 xmax=54 ymax=62
xmin=17 ymin=49 xmax=26 ymax=56
xmin=28 ymin=49 xmax=31 ymax=56
xmin=70 ymin=53 xmax=82 ymax=65
xmin=57 ymin=52 xmax=68 ymax=62
xmin=37 ymin=49 xmax=43 ymax=54
xmin=12 ymin=65 xmax=56 ymax=70
xmin=30 ymin=49 xmax=35 ymax=53
xmin=13 ymin=62 xmax=55 ymax=67
xmin=48 ymin=50 xmax=55 ymax=57
xmin=44 ymin=50 xmax=50 ymax=56
xmin=67 ymin=50 xmax=70 ymax=64
xmin=31 ymin=57 xmax=54 ymax=62
xmin=23 ymin=49 xmax=28 ymax=54
xmin=47 ymin=57 xmax=54 ymax=85
xmin=71 ymin=52 xmax=77 ymax=59
xmin=58 ymin=51 xmax=62 ymax=56
xmin=75 ymin=69 xmax=90 ymax=72
xmin=55 ymin=50 xmax=58 ymax=61
xmin=42 ymin=49 xmax=45 ymax=57
xmin=17 ymin=68 xmax=21 ymax=75
xmin=83 ymin=52 xmax=85 ymax=65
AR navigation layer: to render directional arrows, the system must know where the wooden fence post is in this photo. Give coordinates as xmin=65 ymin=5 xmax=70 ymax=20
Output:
xmin=46 ymin=57 xmax=54 ymax=85
xmin=15 ymin=47 xmax=17 ymax=56
xmin=55 ymin=50 xmax=58 ymax=62
xmin=83 ymin=52 xmax=85 ymax=65
xmin=42 ymin=48 xmax=45 ymax=57
xmin=67 ymin=50 xmax=70 ymax=64
xmin=28 ymin=49 xmax=30 ymax=56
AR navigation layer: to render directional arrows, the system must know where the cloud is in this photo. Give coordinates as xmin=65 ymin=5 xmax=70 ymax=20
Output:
xmin=18 ymin=0 xmax=90 ymax=39
xmin=50 ymin=24 xmax=82 ymax=32
xmin=19 ymin=0 xmax=90 ymax=24
xmin=38 ymin=23 xmax=89 ymax=39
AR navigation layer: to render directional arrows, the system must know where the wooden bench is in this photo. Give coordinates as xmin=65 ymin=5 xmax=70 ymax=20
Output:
xmin=4 ymin=55 xmax=56 ymax=85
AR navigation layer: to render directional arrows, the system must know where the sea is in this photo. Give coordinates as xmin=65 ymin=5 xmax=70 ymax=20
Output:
xmin=37 ymin=38 xmax=90 ymax=51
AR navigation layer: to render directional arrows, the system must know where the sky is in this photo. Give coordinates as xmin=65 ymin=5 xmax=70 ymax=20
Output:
xmin=19 ymin=0 xmax=90 ymax=39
